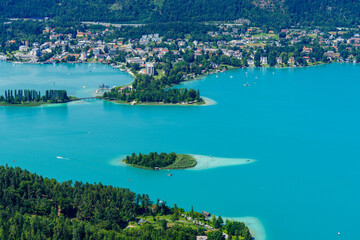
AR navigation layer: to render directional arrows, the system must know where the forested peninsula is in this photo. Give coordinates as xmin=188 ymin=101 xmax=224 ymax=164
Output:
xmin=0 ymin=165 xmax=251 ymax=240
xmin=0 ymin=89 xmax=73 ymax=106
xmin=123 ymin=152 xmax=197 ymax=169
xmin=103 ymin=75 xmax=204 ymax=105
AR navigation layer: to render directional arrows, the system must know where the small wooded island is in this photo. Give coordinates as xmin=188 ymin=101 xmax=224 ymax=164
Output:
xmin=0 ymin=89 xmax=75 ymax=106
xmin=123 ymin=152 xmax=197 ymax=170
xmin=103 ymin=74 xmax=205 ymax=105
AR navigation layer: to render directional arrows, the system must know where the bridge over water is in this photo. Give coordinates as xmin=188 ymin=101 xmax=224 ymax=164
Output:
xmin=72 ymin=97 xmax=100 ymax=101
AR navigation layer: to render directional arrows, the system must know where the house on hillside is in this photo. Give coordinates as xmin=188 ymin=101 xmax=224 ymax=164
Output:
xmin=202 ymin=211 xmax=211 ymax=218
xmin=196 ymin=236 xmax=208 ymax=240
xmin=138 ymin=219 xmax=149 ymax=225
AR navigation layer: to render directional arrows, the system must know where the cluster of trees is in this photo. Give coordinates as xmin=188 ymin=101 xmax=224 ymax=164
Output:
xmin=125 ymin=152 xmax=177 ymax=168
xmin=1 ymin=0 xmax=360 ymax=27
xmin=225 ymin=220 xmax=252 ymax=240
xmin=104 ymin=75 xmax=202 ymax=104
xmin=0 ymin=21 xmax=46 ymax=54
xmin=251 ymin=43 xmax=327 ymax=67
xmin=160 ymin=49 xmax=242 ymax=77
xmin=44 ymin=90 xmax=70 ymax=103
xmin=0 ymin=165 xmax=208 ymax=239
xmin=0 ymin=89 xmax=70 ymax=104
xmin=1 ymin=89 xmax=41 ymax=103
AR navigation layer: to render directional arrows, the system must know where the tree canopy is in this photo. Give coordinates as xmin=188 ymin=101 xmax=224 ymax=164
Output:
xmin=0 ymin=0 xmax=359 ymax=27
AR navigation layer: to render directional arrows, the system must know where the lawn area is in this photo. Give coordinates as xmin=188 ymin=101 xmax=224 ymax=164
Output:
xmin=135 ymin=214 xmax=203 ymax=231
xmin=220 ymin=64 xmax=239 ymax=70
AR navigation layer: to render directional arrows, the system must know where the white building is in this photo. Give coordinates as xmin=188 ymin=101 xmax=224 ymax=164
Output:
xmin=30 ymin=48 xmax=41 ymax=57
xmin=260 ymin=56 xmax=267 ymax=65
xmin=19 ymin=45 xmax=28 ymax=52
xmin=79 ymin=52 xmax=87 ymax=61
xmin=145 ymin=62 xmax=155 ymax=75
xmin=126 ymin=57 xmax=145 ymax=65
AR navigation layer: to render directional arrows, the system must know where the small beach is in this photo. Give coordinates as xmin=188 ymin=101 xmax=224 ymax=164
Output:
xmin=107 ymin=96 xmax=215 ymax=106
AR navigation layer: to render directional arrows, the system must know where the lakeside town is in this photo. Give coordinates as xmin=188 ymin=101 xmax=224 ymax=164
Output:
xmin=1 ymin=0 xmax=360 ymax=238
xmin=1 ymin=19 xmax=360 ymax=82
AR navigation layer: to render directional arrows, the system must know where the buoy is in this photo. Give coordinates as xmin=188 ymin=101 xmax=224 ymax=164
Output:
xmin=338 ymin=232 xmax=341 ymax=235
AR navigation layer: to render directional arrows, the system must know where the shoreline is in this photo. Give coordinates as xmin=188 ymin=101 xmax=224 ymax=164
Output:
xmin=223 ymin=216 xmax=266 ymax=240
xmin=106 ymin=98 xmax=215 ymax=106
xmin=1 ymin=61 xmax=347 ymax=109
xmin=0 ymin=100 xmax=72 ymax=107
xmin=2 ymin=58 xmax=351 ymax=75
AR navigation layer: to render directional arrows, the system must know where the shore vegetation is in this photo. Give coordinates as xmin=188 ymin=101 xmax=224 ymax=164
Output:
xmin=0 ymin=89 xmax=71 ymax=106
xmin=123 ymin=152 xmax=197 ymax=169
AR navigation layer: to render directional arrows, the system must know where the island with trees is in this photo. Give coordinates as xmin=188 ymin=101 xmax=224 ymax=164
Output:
xmin=0 ymin=165 xmax=251 ymax=240
xmin=123 ymin=152 xmax=197 ymax=169
xmin=0 ymin=89 xmax=75 ymax=106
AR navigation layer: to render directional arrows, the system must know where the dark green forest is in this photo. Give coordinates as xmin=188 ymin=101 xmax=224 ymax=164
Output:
xmin=0 ymin=165 xmax=251 ymax=240
xmin=0 ymin=89 xmax=70 ymax=104
xmin=0 ymin=0 xmax=359 ymax=27
xmin=125 ymin=152 xmax=177 ymax=168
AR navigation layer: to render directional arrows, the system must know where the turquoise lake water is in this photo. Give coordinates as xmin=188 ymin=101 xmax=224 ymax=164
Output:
xmin=1 ymin=62 xmax=359 ymax=240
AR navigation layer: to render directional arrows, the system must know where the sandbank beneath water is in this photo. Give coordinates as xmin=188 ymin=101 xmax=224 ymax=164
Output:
xmin=109 ymin=154 xmax=255 ymax=170
xmin=188 ymin=154 xmax=255 ymax=170
xmin=40 ymin=100 xmax=91 ymax=108
xmin=109 ymin=156 xmax=128 ymax=167
xmin=201 ymin=97 xmax=217 ymax=106
xmin=223 ymin=216 xmax=266 ymax=240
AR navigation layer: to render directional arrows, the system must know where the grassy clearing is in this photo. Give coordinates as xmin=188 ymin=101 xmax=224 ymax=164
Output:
xmin=220 ymin=64 xmax=240 ymax=70
xmin=134 ymin=214 xmax=202 ymax=230
xmin=166 ymin=154 xmax=197 ymax=169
